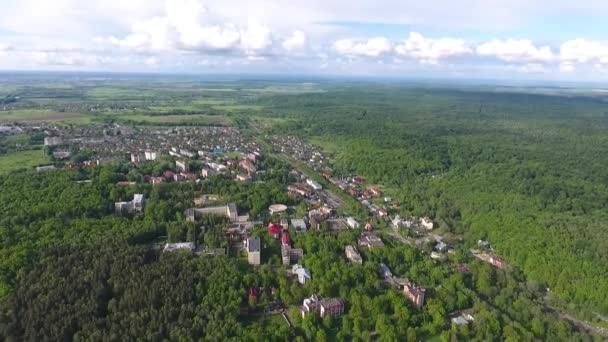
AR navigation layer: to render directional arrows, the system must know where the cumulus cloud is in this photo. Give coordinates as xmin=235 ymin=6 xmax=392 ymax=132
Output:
xmin=476 ymin=39 xmax=554 ymax=64
xmin=394 ymin=32 xmax=471 ymax=64
xmin=106 ymin=0 xmax=273 ymax=56
xmin=282 ymin=30 xmax=306 ymax=51
xmin=559 ymin=39 xmax=608 ymax=70
xmin=332 ymin=37 xmax=392 ymax=57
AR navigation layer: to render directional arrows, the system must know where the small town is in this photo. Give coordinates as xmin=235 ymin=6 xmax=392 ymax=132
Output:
xmin=5 ymin=119 xmax=525 ymax=331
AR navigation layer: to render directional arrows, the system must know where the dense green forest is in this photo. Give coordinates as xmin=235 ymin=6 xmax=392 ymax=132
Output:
xmin=252 ymin=85 xmax=608 ymax=314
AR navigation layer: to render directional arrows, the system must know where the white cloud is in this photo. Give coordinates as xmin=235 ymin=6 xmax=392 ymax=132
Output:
xmin=106 ymin=0 xmax=273 ymax=56
xmin=333 ymin=37 xmax=392 ymax=57
xmin=559 ymin=62 xmax=576 ymax=73
xmin=394 ymin=32 xmax=471 ymax=64
xmin=239 ymin=20 xmax=273 ymax=52
xmin=144 ymin=57 xmax=159 ymax=66
xmin=560 ymin=39 xmax=608 ymax=65
xmin=282 ymin=30 xmax=307 ymax=51
xmin=476 ymin=39 xmax=554 ymax=64
xmin=506 ymin=63 xmax=549 ymax=74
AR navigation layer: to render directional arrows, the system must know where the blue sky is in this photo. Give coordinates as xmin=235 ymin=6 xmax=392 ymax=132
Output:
xmin=0 ymin=0 xmax=608 ymax=82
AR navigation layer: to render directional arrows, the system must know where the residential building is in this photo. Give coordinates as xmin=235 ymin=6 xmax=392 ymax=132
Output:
xmin=239 ymin=159 xmax=257 ymax=174
xmin=420 ymin=217 xmax=434 ymax=230
xmin=490 ymin=256 xmax=506 ymax=269
xmin=53 ymin=151 xmax=72 ymax=159
xmin=163 ymin=242 xmax=195 ymax=252
xmin=268 ymin=223 xmax=281 ymax=239
xmin=392 ymin=215 xmax=402 ymax=229
xmin=201 ymin=168 xmax=216 ymax=178
xmin=115 ymin=193 xmax=145 ymax=215
xmin=133 ymin=194 xmax=145 ymax=212
xmin=151 ymin=177 xmax=165 ymax=185
xmin=44 ymin=136 xmax=64 ymax=146
xmin=435 ymin=241 xmax=448 ymax=252
xmin=130 ymin=153 xmax=144 ymax=163
xmin=430 ymin=252 xmax=446 ymax=261
xmin=291 ymin=219 xmax=307 ymax=233
xmin=246 ymin=237 xmax=261 ymax=266
xmin=281 ymin=245 xmax=303 ymax=265
xmin=358 ymin=234 xmax=384 ymax=249
xmin=176 ymin=160 xmax=189 ymax=172
xmin=404 ymin=282 xmax=426 ymax=308
xmin=144 ymin=151 xmax=158 ymax=161
xmin=288 ymin=184 xmax=313 ymax=197
xmin=451 ymin=313 xmax=475 ymax=326
xmin=36 ymin=165 xmax=56 ymax=172
xmin=320 ymin=298 xmax=344 ymax=318
xmin=346 ymin=217 xmax=360 ymax=229
xmin=300 ymin=295 xmax=344 ymax=318
xmin=236 ymin=173 xmax=250 ymax=182
xmin=345 ymin=245 xmax=363 ymax=264
xmin=306 ymin=179 xmax=323 ymax=191
xmin=379 ymin=263 xmax=392 ymax=279
xmin=292 ymin=264 xmax=311 ymax=285
xmin=180 ymin=149 xmax=196 ymax=158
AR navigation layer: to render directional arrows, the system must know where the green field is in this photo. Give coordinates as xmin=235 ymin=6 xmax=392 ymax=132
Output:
xmin=212 ymin=104 xmax=264 ymax=112
xmin=0 ymin=150 xmax=49 ymax=174
xmin=86 ymin=87 xmax=157 ymax=99
xmin=121 ymin=114 xmax=232 ymax=125
xmin=0 ymin=109 xmax=92 ymax=124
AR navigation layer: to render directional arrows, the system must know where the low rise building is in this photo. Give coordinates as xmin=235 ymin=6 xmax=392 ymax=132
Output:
xmin=379 ymin=263 xmax=392 ymax=279
xmin=281 ymin=245 xmax=303 ymax=265
xmin=345 ymin=245 xmax=363 ymax=264
xmin=404 ymin=282 xmax=426 ymax=308
xmin=346 ymin=217 xmax=360 ymax=229
xmin=53 ymin=151 xmax=73 ymax=160
xmin=430 ymin=251 xmax=446 ymax=261
xmin=490 ymin=255 xmax=506 ymax=269
xmin=291 ymin=219 xmax=307 ymax=233
xmin=300 ymin=295 xmax=344 ymax=318
xmin=115 ymin=193 xmax=145 ymax=215
xmin=163 ymin=242 xmax=195 ymax=252
xmin=246 ymin=237 xmax=261 ymax=266
xmin=288 ymin=184 xmax=313 ymax=197
xmin=239 ymin=159 xmax=257 ymax=174
xmin=44 ymin=136 xmax=64 ymax=146
xmin=358 ymin=234 xmax=384 ymax=249
xmin=36 ymin=165 xmax=56 ymax=172
xmin=292 ymin=264 xmax=311 ymax=285
xmin=176 ymin=160 xmax=189 ymax=173
xmin=131 ymin=153 xmax=144 ymax=163
xmin=306 ymin=179 xmax=323 ymax=191
xmin=144 ymin=151 xmax=158 ymax=161
xmin=420 ymin=217 xmax=434 ymax=230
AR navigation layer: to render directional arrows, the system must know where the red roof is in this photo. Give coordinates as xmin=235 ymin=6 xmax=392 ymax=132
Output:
xmin=268 ymin=224 xmax=281 ymax=235
xmin=281 ymin=231 xmax=290 ymax=246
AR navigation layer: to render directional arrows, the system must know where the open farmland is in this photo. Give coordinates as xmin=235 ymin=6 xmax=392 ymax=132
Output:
xmin=0 ymin=149 xmax=49 ymax=174
xmin=0 ymin=109 xmax=92 ymax=124
xmin=119 ymin=113 xmax=233 ymax=126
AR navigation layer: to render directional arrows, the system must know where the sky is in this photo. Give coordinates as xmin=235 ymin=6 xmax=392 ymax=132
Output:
xmin=1 ymin=0 xmax=608 ymax=82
